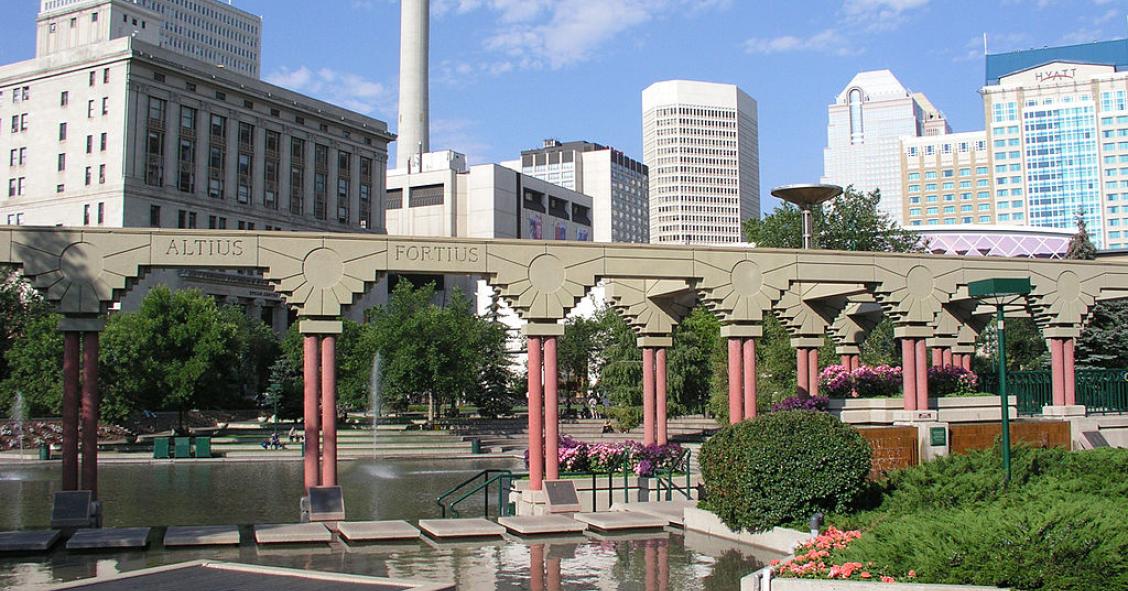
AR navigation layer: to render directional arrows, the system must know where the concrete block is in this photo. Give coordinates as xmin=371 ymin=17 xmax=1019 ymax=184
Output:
xmin=66 ymin=527 xmax=150 ymax=550
xmin=610 ymin=500 xmax=696 ymax=526
xmin=0 ymin=530 xmax=62 ymax=552
xmin=571 ymin=511 xmax=667 ymax=531
xmin=337 ymin=520 xmax=421 ymax=542
xmin=683 ymin=507 xmax=809 ymax=555
xmin=253 ymin=523 xmax=331 ymax=544
xmin=163 ymin=525 xmax=240 ymax=547
xmin=497 ymin=515 xmax=588 ymax=536
xmin=417 ymin=518 xmax=506 ymax=538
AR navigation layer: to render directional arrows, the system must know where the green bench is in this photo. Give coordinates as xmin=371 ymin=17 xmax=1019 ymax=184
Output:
xmin=174 ymin=437 xmax=191 ymax=459
xmin=153 ymin=437 xmax=170 ymax=459
xmin=194 ymin=436 xmax=212 ymax=458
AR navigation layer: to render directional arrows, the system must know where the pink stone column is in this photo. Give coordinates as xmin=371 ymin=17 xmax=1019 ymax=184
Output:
xmin=932 ymin=348 xmax=943 ymax=367
xmin=942 ymin=348 xmax=953 ymax=367
xmin=527 ymin=336 xmax=544 ymax=491
xmin=546 ymin=556 xmax=562 ymax=591
xmin=320 ymin=335 xmax=338 ymax=487
xmin=1050 ymin=338 xmax=1066 ymax=407
xmin=808 ymin=348 xmax=820 ymax=397
xmin=962 ymin=354 xmax=973 ymax=371
xmin=796 ymin=347 xmax=809 ymax=399
xmin=902 ymin=339 xmax=917 ymax=411
xmin=851 ymin=354 xmax=861 ymax=371
xmin=645 ymin=541 xmax=658 ymax=591
xmin=302 ymin=335 xmax=321 ymax=492
xmin=1064 ymin=338 xmax=1076 ymax=406
xmin=743 ymin=339 xmax=757 ymax=420
xmin=656 ymin=348 xmax=668 ymax=445
xmin=915 ymin=338 xmax=929 ymax=411
xmin=61 ymin=332 xmax=80 ymax=492
xmin=840 ymin=354 xmax=852 ymax=367
xmin=544 ymin=336 xmax=559 ymax=481
xmin=728 ymin=338 xmax=743 ymax=423
xmin=658 ymin=540 xmax=670 ymax=591
xmin=642 ymin=347 xmax=656 ymax=445
xmin=80 ymin=332 xmax=99 ymax=496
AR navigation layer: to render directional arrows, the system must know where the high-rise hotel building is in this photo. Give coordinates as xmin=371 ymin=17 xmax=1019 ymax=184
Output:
xmin=642 ymin=80 xmax=759 ymax=245
xmin=822 ymin=70 xmax=951 ymax=221
xmin=982 ymin=39 xmax=1128 ymax=249
xmin=900 ymin=131 xmax=995 ymax=226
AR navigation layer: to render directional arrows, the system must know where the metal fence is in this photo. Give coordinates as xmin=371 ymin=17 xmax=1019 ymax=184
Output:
xmin=980 ymin=369 xmax=1128 ymax=415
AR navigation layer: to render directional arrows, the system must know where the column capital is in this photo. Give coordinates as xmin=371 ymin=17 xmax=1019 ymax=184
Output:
xmin=893 ymin=325 xmax=933 ymax=339
xmin=720 ymin=324 xmax=762 ymax=339
xmin=926 ymin=337 xmax=958 ymax=349
xmin=1043 ymin=327 xmax=1081 ymax=339
xmin=58 ymin=316 xmax=105 ymax=333
xmin=299 ymin=319 xmax=343 ymax=334
xmin=636 ymin=336 xmax=673 ymax=348
xmin=790 ymin=336 xmax=823 ymax=349
xmin=835 ymin=344 xmax=861 ymax=356
xmin=523 ymin=323 xmax=564 ymax=337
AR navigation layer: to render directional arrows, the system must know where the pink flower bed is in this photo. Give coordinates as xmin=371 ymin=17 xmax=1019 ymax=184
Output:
xmin=772 ymin=527 xmax=915 ymax=584
xmin=820 ymin=364 xmax=903 ymax=398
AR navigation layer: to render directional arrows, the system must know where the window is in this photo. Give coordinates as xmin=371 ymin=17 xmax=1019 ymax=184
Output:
xmin=147 ymin=96 xmax=166 ymax=122
xmin=57 ymin=153 xmax=65 ymax=171
xmin=100 ymin=133 xmax=107 ymax=151
xmin=84 ymin=166 xmax=92 ymax=185
xmin=96 ymin=202 xmax=104 ymax=224
xmin=83 ymin=204 xmax=90 ymax=225
xmin=89 ymin=71 xmax=96 ymax=86
xmin=99 ymin=164 xmax=105 ymax=184
xmin=56 ymin=184 xmax=65 ymax=193
xmin=150 ymin=205 xmax=161 ymax=228
xmin=87 ymin=100 xmax=94 ymax=117
xmin=60 ymin=91 xmax=68 ymax=106
xmin=91 ymin=11 xmax=98 ymax=22
xmin=86 ymin=135 xmax=93 ymax=153
xmin=180 ymin=106 xmax=196 ymax=130
xmin=58 ymin=122 xmax=67 ymax=140
xmin=101 ymin=97 xmax=108 ymax=115
xmin=103 ymin=68 xmax=109 ymax=84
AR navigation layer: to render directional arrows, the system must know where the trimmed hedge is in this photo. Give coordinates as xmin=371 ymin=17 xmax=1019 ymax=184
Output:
xmin=699 ymin=410 xmax=871 ymax=533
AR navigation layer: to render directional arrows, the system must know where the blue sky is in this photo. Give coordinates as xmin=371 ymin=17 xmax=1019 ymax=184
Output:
xmin=2 ymin=0 xmax=1126 ymax=214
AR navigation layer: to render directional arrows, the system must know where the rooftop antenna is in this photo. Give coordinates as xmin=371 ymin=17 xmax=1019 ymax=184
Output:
xmin=983 ymin=33 xmax=988 ymax=56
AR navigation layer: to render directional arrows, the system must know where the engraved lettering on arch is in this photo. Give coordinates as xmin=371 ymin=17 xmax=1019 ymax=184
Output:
xmin=163 ymin=238 xmax=245 ymax=257
xmin=392 ymin=243 xmax=480 ymax=264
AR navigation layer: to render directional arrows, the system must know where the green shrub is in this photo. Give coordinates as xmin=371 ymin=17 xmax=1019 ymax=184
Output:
xmin=827 ymin=446 xmax=1128 ymax=590
xmin=699 ymin=410 xmax=871 ymax=533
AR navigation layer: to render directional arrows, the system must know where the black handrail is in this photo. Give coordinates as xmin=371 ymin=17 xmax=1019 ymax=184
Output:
xmin=436 ymin=469 xmax=513 ymax=518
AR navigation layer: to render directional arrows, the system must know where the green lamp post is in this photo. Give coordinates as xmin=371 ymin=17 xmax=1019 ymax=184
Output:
xmin=968 ymin=277 xmax=1032 ymax=485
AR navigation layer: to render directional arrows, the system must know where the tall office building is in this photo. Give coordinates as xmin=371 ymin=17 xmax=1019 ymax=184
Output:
xmin=38 ymin=0 xmax=262 ymax=78
xmin=3 ymin=0 xmax=392 ymax=327
xmin=982 ymin=43 xmax=1128 ymax=249
xmin=505 ymin=139 xmax=649 ymax=243
xmin=642 ymin=80 xmax=759 ymax=245
xmin=822 ymin=70 xmax=951 ymax=220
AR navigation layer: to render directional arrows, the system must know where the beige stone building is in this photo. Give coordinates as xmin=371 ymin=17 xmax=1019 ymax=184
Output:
xmin=1 ymin=5 xmax=393 ymax=328
xmin=900 ymin=131 xmax=995 ymax=226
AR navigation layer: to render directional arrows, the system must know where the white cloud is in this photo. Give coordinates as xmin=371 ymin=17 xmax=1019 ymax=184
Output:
xmin=438 ymin=0 xmax=729 ymax=72
xmin=743 ymin=29 xmax=858 ymax=56
xmin=842 ymin=0 xmax=930 ymax=32
xmin=265 ymin=66 xmax=394 ymax=119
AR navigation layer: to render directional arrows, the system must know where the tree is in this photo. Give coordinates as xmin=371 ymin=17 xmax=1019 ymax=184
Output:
xmin=744 ymin=187 xmax=925 ymax=253
xmin=262 ymin=355 xmax=303 ymax=421
xmin=100 ymin=287 xmax=253 ymax=425
xmin=1066 ymin=211 xmax=1098 ymax=261
xmin=593 ymin=307 xmax=643 ymax=429
xmin=558 ymin=315 xmax=601 ymax=401
xmin=668 ymin=307 xmax=721 ymax=415
xmin=470 ymin=322 xmax=516 ymax=418
xmin=368 ymin=280 xmax=501 ymax=421
xmin=1 ymin=312 xmax=62 ymax=417
xmin=1 ymin=267 xmax=51 ymax=384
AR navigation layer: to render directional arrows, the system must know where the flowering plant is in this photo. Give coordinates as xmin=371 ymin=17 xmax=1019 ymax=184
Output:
xmin=772 ymin=527 xmax=914 ymax=584
xmin=819 ymin=365 xmax=854 ymax=398
xmin=927 ymin=365 xmax=978 ymax=397
xmin=526 ymin=437 xmax=685 ymax=477
xmin=819 ymin=364 xmax=903 ymax=398
xmin=770 ymin=396 xmax=830 ymax=413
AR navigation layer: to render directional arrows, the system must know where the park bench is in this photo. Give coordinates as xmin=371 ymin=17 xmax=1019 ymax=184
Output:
xmin=174 ymin=437 xmax=191 ymax=458
xmin=153 ymin=437 xmax=170 ymax=459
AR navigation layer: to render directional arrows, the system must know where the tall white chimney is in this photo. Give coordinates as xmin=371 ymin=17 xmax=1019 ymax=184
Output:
xmin=397 ymin=0 xmax=429 ymax=170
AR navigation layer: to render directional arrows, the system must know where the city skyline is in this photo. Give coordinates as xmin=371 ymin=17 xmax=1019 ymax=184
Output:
xmin=0 ymin=0 xmax=1125 ymax=214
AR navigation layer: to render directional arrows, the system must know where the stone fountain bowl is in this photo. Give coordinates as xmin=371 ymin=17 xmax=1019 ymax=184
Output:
xmin=770 ymin=184 xmax=842 ymax=208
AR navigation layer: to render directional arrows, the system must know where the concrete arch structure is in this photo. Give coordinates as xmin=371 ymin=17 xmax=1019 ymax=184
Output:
xmin=5 ymin=225 xmax=1128 ymax=496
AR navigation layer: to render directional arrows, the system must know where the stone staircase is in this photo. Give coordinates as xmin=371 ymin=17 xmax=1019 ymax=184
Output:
xmin=211 ymin=426 xmax=479 ymax=459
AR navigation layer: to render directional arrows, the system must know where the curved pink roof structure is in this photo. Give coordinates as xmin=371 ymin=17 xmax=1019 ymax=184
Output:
xmin=918 ymin=225 xmax=1074 ymax=259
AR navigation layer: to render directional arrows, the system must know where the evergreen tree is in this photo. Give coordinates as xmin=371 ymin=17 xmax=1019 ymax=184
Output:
xmin=1066 ymin=211 xmax=1098 ymax=261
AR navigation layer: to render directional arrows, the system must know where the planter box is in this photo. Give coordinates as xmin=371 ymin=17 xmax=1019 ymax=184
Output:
xmin=830 ymin=397 xmax=1017 ymax=425
xmin=682 ymin=507 xmax=808 ymax=555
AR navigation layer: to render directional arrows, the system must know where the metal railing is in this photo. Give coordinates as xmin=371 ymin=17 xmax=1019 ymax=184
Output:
xmin=653 ymin=448 xmax=693 ymax=501
xmin=981 ymin=368 xmax=1128 ymax=415
xmin=1076 ymin=369 xmax=1128 ymax=415
xmin=437 ymin=469 xmax=515 ymax=518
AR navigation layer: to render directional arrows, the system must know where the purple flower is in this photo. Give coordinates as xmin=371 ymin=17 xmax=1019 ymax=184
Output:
xmin=770 ymin=396 xmax=830 ymax=413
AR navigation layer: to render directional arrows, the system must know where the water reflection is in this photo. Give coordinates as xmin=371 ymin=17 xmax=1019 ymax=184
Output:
xmin=0 ymin=530 xmax=779 ymax=590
